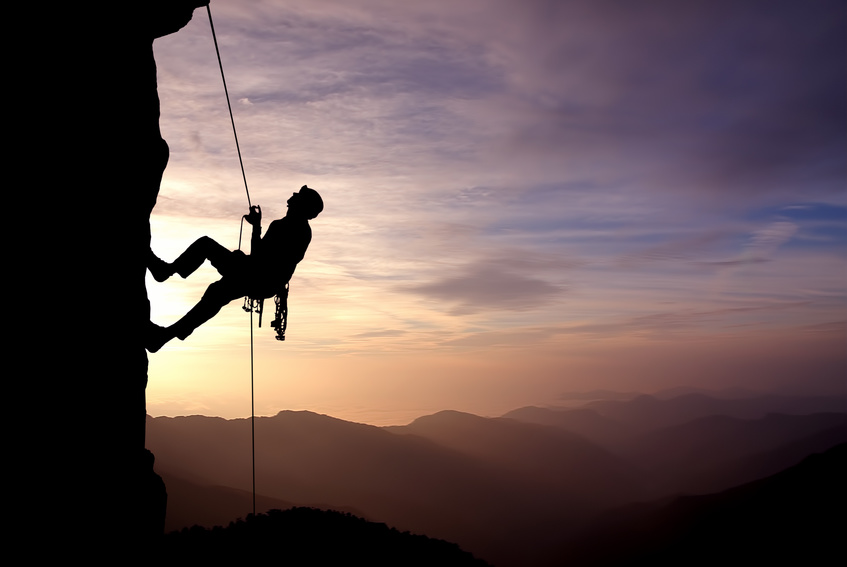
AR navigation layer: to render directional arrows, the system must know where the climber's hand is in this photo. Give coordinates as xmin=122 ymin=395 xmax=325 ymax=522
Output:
xmin=245 ymin=205 xmax=262 ymax=227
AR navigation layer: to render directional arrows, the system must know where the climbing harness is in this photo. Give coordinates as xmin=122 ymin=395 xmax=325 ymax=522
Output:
xmin=241 ymin=282 xmax=289 ymax=341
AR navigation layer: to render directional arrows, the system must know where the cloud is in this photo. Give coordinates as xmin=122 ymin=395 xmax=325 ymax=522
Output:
xmin=441 ymin=302 xmax=811 ymax=346
xmin=351 ymin=329 xmax=407 ymax=339
xmin=473 ymin=0 xmax=846 ymax=201
xmin=157 ymin=0 xmax=845 ymax=227
xmin=404 ymin=258 xmax=565 ymax=315
xmin=797 ymin=321 xmax=847 ymax=336
xmin=442 ymin=327 xmax=561 ymax=348
xmin=617 ymin=231 xmax=730 ymax=268
xmin=746 ymin=221 xmax=799 ymax=255
xmin=695 ymin=221 xmax=799 ymax=268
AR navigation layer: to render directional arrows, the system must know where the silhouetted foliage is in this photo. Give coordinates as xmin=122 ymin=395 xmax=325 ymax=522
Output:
xmin=158 ymin=507 xmax=490 ymax=566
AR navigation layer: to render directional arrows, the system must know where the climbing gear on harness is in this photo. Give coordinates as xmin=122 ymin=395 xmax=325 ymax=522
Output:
xmin=242 ymin=295 xmax=263 ymax=323
xmin=271 ymin=284 xmax=289 ymax=341
xmin=241 ymin=282 xmax=289 ymax=341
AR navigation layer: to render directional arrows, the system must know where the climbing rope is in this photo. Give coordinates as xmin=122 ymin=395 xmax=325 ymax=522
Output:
xmin=207 ymin=4 xmax=252 ymax=209
xmin=207 ymin=4 xmax=257 ymax=517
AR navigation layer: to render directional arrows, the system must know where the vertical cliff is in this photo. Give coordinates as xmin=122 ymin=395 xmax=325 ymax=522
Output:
xmin=14 ymin=1 xmax=208 ymax=556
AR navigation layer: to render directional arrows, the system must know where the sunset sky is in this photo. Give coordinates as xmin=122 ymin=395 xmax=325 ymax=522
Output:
xmin=145 ymin=0 xmax=845 ymax=425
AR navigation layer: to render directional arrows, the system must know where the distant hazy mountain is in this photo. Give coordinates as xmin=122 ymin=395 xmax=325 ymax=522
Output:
xmin=147 ymin=393 xmax=846 ymax=567
xmin=650 ymin=386 xmax=764 ymax=400
xmin=555 ymin=443 xmax=846 ymax=566
xmin=617 ymin=412 xmax=847 ymax=496
xmin=148 ymin=410 xmax=627 ymax=566
xmin=583 ymin=393 xmax=846 ymax=434
xmin=557 ymin=386 xmax=786 ymax=403
xmin=159 ymin=472 xmax=296 ymax=532
xmin=389 ymin=410 xmax=642 ymax=507
xmin=505 ymin=394 xmax=846 ymax=499
xmin=558 ymin=390 xmax=643 ymax=401
xmin=501 ymin=406 xmax=629 ymax=446
xmin=694 ymin=421 xmax=847 ymax=494
xmin=506 ymin=393 xmax=846 ymax=439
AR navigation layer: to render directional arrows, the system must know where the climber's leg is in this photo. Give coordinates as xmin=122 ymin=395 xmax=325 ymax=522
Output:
xmin=146 ymin=278 xmax=244 ymax=352
xmin=169 ymin=278 xmax=244 ymax=341
xmin=169 ymin=236 xmax=240 ymax=279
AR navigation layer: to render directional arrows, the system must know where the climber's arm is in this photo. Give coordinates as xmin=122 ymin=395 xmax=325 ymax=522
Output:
xmin=245 ymin=205 xmax=263 ymax=255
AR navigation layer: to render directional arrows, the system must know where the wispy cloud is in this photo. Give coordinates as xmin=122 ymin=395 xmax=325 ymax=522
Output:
xmin=406 ymin=261 xmax=565 ymax=315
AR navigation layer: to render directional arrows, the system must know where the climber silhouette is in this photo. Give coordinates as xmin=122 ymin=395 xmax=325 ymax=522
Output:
xmin=146 ymin=185 xmax=323 ymax=352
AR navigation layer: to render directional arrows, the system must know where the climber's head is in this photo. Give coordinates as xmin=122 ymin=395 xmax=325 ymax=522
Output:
xmin=288 ymin=185 xmax=324 ymax=220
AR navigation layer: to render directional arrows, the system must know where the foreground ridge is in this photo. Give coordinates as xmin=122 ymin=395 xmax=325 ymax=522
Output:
xmin=159 ymin=507 xmax=490 ymax=566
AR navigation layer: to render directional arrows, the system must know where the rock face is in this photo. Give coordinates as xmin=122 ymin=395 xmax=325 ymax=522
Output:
xmin=15 ymin=1 xmax=208 ymax=557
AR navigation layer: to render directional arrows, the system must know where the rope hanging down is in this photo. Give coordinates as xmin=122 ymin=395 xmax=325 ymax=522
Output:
xmin=207 ymin=4 xmax=257 ymax=517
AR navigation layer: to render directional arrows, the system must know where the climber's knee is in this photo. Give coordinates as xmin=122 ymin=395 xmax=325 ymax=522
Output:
xmin=203 ymin=279 xmax=242 ymax=306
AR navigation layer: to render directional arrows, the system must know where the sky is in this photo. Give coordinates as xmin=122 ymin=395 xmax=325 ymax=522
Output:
xmin=146 ymin=0 xmax=846 ymax=426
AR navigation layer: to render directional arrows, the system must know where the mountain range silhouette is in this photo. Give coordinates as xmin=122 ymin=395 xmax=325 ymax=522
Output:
xmin=556 ymin=442 xmax=845 ymax=566
xmin=147 ymin=391 xmax=846 ymax=566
